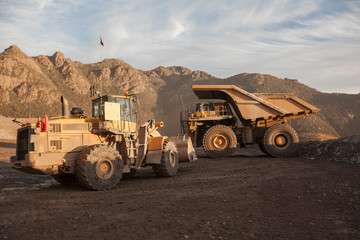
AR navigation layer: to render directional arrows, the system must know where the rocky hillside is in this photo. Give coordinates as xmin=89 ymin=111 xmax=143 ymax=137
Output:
xmin=1 ymin=45 xmax=359 ymax=138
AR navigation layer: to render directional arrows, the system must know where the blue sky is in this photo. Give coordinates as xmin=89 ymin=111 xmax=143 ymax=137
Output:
xmin=0 ymin=0 xmax=359 ymax=93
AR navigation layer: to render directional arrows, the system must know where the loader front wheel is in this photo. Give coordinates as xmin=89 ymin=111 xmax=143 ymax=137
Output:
xmin=203 ymin=125 xmax=237 ymax=158
xmin=76 ymin=145 xmax=123 ymax=190
xmin=152 ymin=140 xmax=179 ymax=177
xmin=263 ymin=124 xmax=299 ymax=158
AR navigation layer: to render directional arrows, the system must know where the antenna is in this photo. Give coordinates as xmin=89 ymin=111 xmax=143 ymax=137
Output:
xmin=90 ymin=85 xmax=95 ymax=97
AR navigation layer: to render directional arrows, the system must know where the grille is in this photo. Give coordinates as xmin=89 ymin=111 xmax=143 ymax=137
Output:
xmin=16 ymin=126 xmax=31 ymax=161
xmin=50 ymin=124 xmax=61 ymax=132
xmin=92 ymin=122 xmax=99 ymax=130
xmin=50 ymin=140 xmax=62 ymax=150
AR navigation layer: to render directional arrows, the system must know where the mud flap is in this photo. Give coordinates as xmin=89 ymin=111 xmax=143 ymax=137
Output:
xmin=168 ymin=135 xmax=197 ymax=162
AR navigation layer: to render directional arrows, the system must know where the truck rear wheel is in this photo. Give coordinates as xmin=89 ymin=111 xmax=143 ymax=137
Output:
xmin=202 ymin=125 xmax=237 ymax=158
xmin=263 ymin=124 xmax=299 ymax=158
xmin=258 ymin=142 xmax=268 ymax=155
xmin=76 ymin=145 xmax=123 ymax=190
xmin=152 ymin=140 xmax=179 ymax=177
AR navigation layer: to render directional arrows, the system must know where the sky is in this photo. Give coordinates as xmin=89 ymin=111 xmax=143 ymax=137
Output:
xmin=0 ymin=0 xmax=359 ymax=94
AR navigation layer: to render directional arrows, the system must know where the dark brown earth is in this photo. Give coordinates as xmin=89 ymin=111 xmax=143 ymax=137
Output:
xmin=0 ymin=139 xmax=359 ymax=240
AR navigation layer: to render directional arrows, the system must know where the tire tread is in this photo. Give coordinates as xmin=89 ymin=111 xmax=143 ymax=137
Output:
xmin=202 ymin=125 xmax=237 ymax=158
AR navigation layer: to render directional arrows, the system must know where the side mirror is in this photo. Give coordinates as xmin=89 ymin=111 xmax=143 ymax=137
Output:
xmin=132 ymin=95 xmax=137 ymax=103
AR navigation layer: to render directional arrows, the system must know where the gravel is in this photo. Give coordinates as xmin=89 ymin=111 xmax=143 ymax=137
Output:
xmin=300 ymin=135 xmax=360 ymax=165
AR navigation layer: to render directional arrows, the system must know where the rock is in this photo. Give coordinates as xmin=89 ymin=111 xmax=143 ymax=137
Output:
xmin=300 ymin=135 xmax=360 ymax=165
xmin=0 ymin=44 xmax=359 ymax=138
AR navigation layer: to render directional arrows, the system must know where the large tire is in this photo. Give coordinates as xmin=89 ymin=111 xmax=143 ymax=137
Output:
xmin=202 ymin=125 xmax=237 ymax=158
xmin=258 ymin=142 xmax=268 ymax=155
xmin=76 ymin=145 xmax=123 ymax=190
xmin=263 ymin=124 xmax=299 ymax=158
xmin=152 ymin=140 xmax=179 ymax=177
xmin=53 ymin=174 xmax=78 ymax=185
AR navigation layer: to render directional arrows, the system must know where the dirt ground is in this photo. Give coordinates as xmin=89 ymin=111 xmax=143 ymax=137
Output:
xmin=0 ymin=139 xmax=359 ymax=240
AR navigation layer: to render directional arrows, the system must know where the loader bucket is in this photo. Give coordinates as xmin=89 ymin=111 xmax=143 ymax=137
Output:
xmin=168 ymin=135 xmax=198 ymax=162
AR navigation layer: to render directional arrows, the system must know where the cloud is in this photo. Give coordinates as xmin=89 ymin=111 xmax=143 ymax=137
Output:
xmin=0 ymin=0 xmax=359 ymax=93
xmin=170 ymin=19 xmax=186 ymax=39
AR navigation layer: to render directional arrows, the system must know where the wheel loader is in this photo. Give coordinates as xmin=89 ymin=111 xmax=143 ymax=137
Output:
xmin=10 ymin=92 xmax=196 ymax=190
xmin=181 ymin=85 xmax=319 ymax=158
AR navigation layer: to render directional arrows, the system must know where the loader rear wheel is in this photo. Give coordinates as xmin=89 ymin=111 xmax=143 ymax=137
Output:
xmin=52 ymin=174 xmax=78 ymax=185
xmin=263 ymin=124 xmax=299 ymax=158
xmin=202 ymin=125 xmax=237 ymax=158
xmin=152 ymin=140 xmax=179 ymax=177
xmin=76 ymin=145 xmax=123 ymax=190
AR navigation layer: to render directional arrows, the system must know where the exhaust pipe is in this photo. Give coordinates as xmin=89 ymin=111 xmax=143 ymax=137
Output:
xmin=61 ymin=96 xmax=70 ymax=118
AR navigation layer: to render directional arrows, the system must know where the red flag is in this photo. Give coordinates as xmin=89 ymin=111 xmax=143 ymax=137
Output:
xmin=100 ymin=36 xmax=104 ymax=46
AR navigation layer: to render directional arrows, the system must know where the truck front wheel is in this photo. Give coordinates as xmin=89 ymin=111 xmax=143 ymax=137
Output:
xmin=263 ymin=124 xmax=299 ymax=158
xmin=202 ymin=125 xmax=237 ymax=158
xmin=76 ymin=145 xmax=123 ymax=190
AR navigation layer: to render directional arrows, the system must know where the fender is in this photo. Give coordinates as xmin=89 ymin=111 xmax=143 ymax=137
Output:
xmin=145 ymin=136 xmax=167 ymax=165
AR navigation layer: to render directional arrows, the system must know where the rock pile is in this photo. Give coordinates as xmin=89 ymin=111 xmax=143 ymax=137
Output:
xmin=300 ymin=135 xmax=360 ymax=165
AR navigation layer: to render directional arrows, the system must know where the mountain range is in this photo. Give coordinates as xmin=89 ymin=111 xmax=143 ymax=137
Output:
xmin=1 ymin=45 xmax=359 ymax=140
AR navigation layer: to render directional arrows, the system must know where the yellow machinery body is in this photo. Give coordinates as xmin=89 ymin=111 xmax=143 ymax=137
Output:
xmin=181 ymin=85 xmax=319 ymax=158
xmin=10 ymin=94 xmax=196 ymax=190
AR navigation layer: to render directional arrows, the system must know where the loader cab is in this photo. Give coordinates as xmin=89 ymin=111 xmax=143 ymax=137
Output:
xmin=92 ymin=95 xmax=137 ymax=132
xmin=92 ymin=95 xmax=137 ymax=122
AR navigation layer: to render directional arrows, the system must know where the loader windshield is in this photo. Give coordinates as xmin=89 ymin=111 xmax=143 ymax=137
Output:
xmin=92 ymin=95 xmax=137 ymax=123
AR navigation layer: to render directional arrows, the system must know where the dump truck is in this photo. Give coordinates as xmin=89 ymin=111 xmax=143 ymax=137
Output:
xmin=181 ymin=85 xmax=319 ymax=158
xmin=11 ymin=93 xmax=196 ymax=190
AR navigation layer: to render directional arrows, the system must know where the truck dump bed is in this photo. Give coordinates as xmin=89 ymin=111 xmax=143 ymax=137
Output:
xmin=192 ymin=85 xmax=319 ymax=122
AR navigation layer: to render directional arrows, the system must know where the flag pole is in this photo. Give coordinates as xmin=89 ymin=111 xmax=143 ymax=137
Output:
xmin=100 ymin=35 xmax=103 ymax=102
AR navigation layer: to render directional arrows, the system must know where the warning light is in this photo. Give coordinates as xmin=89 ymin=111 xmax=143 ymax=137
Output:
xmin=125 ymin=91 xmax=129 ymax=95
